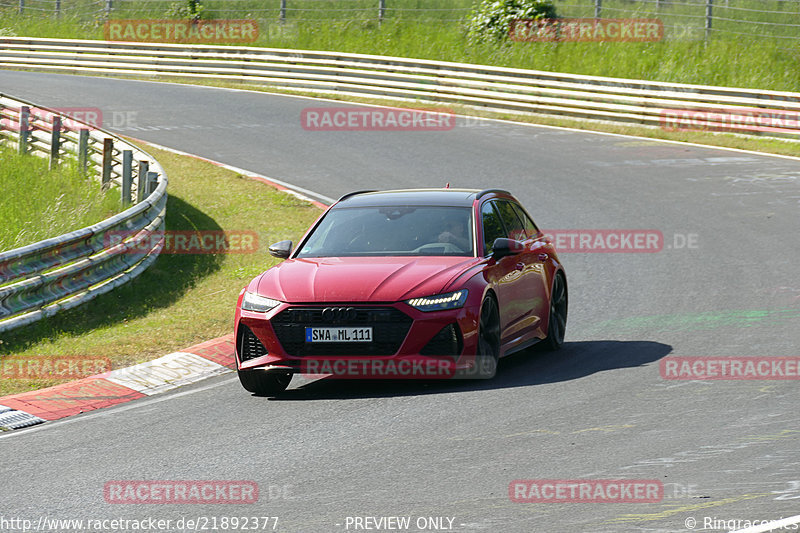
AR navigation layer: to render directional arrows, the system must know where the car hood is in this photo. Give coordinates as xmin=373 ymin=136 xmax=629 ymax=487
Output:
xmin=253 ymin=256 xmax=479 ymax=303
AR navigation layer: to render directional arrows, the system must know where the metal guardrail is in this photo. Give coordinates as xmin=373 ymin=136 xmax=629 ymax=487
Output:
xmin=1 ymin=37 xmax=799 ymax=139
xmin=0 ymin=93 xmax=168 ymax=333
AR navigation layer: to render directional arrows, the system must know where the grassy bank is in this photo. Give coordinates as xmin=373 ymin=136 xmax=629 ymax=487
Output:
xmin=0 ymin=144 xmax=322 ymax=396
xmin=0 ymin=145 xmax=120 ymax=251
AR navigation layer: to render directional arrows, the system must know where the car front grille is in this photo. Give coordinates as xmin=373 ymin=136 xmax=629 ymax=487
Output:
xmin=271 ymin=307 xmax=413 ymax=356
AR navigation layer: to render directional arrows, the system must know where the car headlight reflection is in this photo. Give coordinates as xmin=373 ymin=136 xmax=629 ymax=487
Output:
xmin=406 ymin=290 xmax=468 ymax=312
xmin=241 ymin=292 xmax=281 ymax=313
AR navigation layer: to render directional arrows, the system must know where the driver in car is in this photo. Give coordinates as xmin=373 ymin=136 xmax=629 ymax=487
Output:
xmin=437 ymin=218 xmax=470 ymax=251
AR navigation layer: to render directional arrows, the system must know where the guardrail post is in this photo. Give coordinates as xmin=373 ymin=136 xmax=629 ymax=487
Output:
xmin=146 ymin=171 xmax=158 ymax=196
xmin=378 ymin=0 xmax=385 ymax=24
xmin=594 ymin=0 xmax=601 ymax=19
xmin=137 ymin=160 xmax=149 ymax=202
xmin=78 ymin=129 xmax=89 ymax=173
xmin=105 ymin=0 xmax=112 ymax=17
xmin=55 ymin=0 xmax=60 ymax=17
xmin=49 ymin=115 xmax=62 ymax=170
xmin=279 ymin=0 xmax=286 ymax=22
xmin=705 ymin=0 xmax=713 ymax=40
xmin=18 ymin=0 xmax=23 ymax=15
xmin=122 ymin=150 xmax=133 ymax=206
xmin=18 ymin=106 xmax=30 ymax=155
xmin=102 ymin=138 xmax=113 ymax=189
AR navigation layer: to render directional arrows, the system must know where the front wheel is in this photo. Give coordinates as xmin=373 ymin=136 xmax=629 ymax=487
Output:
xmin=238 ymin=370 xmax=292 ymax=396
xmin=543 ymin=273 xmax=568 ymax=351
xmin=474 ymin=294 xmax=501 ymax=379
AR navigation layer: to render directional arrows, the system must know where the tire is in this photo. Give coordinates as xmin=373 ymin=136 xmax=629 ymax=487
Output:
xmin=543 ymin=272 xmax=568 ymax=351
xmin=238 ymin=370 xmax=292 ymax=396
xmin=474 ymin=294 xmax=501 ymax=379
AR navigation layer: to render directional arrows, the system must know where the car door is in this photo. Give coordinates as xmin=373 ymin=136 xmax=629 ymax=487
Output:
xmin=508 ymin=201 xmax=552 ymax=339
xmin=481 ymin=199 xmax=541 ymax=349
xmin=492 ymin=199 xmax=547 ymax=344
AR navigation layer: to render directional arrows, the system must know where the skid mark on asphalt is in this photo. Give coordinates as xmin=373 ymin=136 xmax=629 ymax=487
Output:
xmin=613 ymin=141 xmax=670 ymax=147
xmin=725 ymin=172 xmax=800 ymax=186
xmin=618 ymin=431 xmax=800 ymax=470
xmin=589 ymin=157 xmax=764 ymax=167
xmin=637 ymin=382 xmax=796 ymax=401
xmin=603 ymin=493 xmax=769 ymax=523
xmin=110 ymin=123 xmax=267 ymax=133
xmin=572 ymin=424 xmax=636 ymax=434
xmin=761 ymin=286 xmax=800 ymax=306
xmin=583 ymin=307 xmax=800 ymax=335
xmin=445 ymin=424 xmax=637 ymax=442
xmin=741 ymin=429 xmax=800 ymax=443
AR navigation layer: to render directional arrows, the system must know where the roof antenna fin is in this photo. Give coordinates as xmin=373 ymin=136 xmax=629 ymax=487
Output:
xmin=444 ymin=182 xmax=450 ymax=188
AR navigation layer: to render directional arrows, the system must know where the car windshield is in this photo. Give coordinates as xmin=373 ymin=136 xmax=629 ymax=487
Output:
xmin=296 ymin=206 xmax=474 ymax=257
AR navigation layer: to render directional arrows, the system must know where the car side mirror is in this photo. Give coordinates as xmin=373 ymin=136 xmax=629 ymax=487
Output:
xmin=492 ymin=238 xmax=524 ymax=259
xmin=268 ymin=240 xmax=292 ymax=259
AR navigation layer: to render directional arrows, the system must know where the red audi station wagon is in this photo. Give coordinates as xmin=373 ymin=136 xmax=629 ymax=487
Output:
xmin=234 ymin=188 xmax=567 ymax=395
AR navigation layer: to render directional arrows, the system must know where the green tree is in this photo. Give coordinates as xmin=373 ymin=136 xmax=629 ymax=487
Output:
xmin=468 ymin=0 xmax=557 ymax=43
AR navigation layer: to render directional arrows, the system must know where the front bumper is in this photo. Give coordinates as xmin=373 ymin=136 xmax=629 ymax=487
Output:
xmin=235 ymin=301 xmax=483 ymax=378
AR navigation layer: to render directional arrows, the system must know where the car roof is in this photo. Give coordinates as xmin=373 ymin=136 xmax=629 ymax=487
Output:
xmin=334 ymin=188 xmax=511 ymax=208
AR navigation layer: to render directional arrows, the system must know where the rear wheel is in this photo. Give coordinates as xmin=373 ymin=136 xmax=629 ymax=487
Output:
xmin=238 ymin=370 xmax=292 ymax=396
xmin=543 ymin=273 xmax=568 ymax=351
xmin=475 ymin=294 xmax=501 ymax=379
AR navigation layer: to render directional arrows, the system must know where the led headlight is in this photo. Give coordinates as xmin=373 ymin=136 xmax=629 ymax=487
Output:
xmin=241 ymin=292 xmax=281 ymax=313
xmin=406 ymin=290 xmax=468 ymax=312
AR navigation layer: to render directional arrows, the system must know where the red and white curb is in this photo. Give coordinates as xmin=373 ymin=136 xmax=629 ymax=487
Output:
xmin=0 ymin=334 xmax=235 ymax=431
xmin=0 ymin=137 xmax=331 ymax=432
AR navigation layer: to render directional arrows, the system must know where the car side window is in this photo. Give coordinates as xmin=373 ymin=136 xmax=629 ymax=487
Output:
xmin=495 ymin=201 xmax=527 ymax=242
xmin=509 ymin=202 xmax=539 ymax=239
xmin=481 ymin=201 xmax=505 ymax=256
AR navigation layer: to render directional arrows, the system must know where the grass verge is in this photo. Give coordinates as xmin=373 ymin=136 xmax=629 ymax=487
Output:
xmin=0 ymin=144 xmax=120 ymax=251
xmin=0 ymin=143 xmax=322 ymax=396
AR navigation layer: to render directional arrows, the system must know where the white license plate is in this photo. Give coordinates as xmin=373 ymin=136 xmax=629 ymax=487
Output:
xmin=305 ymin=327 xmax=373 ymax=343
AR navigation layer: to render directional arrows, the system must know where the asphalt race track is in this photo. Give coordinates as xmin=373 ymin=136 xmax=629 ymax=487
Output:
xmin=2 ymin=71 xmax=800 ymax=533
